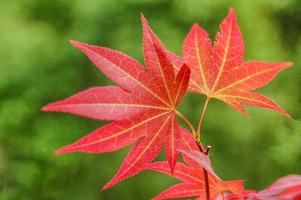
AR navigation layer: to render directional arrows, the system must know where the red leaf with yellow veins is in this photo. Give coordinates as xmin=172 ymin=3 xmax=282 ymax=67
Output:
xmin=173 ymin=8 xmax=293 ymax=117
xmin=146 ymin=150 xmax=244 ymax=200
xmin=42 ymin=86 xmax=165 ymax=121
xmin=55 ymin=111 xmax=167 ymax=154
xmin=42 ymin=15 xmax=191 ymax=189
xmin=153 ymin=183 xmax=205 ymax=200
xmin=222 ymin=175 xmax=301 ymax=200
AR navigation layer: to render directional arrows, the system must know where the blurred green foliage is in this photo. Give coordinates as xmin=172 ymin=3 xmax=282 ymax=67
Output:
xmin=0 ymin=0 xmax=301 ymax=199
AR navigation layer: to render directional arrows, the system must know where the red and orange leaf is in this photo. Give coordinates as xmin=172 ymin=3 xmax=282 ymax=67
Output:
xmin=43 ymin=15 xmax=191 ymax=189
xmin=179 ymin=8 xmax=293 ymax=117
xmin=146 ymin=152 xmax=244 ymax=200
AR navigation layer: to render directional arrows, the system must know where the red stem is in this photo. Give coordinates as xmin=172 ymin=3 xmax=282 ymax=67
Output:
xmin=198 ymin=144 xmax=211 ymax=200
xmin=179 ymin=97 xmax=212 ymax=200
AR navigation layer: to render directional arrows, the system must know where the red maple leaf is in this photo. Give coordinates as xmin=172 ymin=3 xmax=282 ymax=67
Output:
xmin=147 ymin=145 xmax=301 ymax=200
xmin=42 ymin=15 xmax=191 ymax=189
xmin=171 ymin=8 xmax=292 ymax=117
xmin=221 ymin=174 xmax=301 ymax=200
xmin=256 ymin=174 xmax=301 ymax=200
xmin=146 ymin=147 xmax=245 ymax=200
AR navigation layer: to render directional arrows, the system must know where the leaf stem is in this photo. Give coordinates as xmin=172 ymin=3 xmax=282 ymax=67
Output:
xmin=196 ymin=97 xmax=210 ymax=143
xmin=175 ymin=110 xmax=197 ymax=138
xmin=177 ymin=97 xmax=211 ymax=200
xmin=198 ymin=144 xmax=211 ymax=200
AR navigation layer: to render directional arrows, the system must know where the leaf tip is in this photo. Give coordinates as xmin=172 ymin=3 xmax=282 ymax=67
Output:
xmin=140 ymin=13 xmax=148 ymax=26
xmin=190 ymin=23 xmax=208 ymax=35
xmin=167 ymin=160 xmax=176 ymax=175
xmin=54 ymin=148 xmax=65 ymax=155
xmin=69 ymin=39 xmax=79 ymax=46
xmin=170 ymin=166 xmax=175 ymax=176
xmin=225 ymin=7 xmax=237 ymax=23
xmin=243 ymin=112 xmax=251 ymax=120
xmin=41 ymin=105 xmax=50 ymax=112
xmin=41 ymin=103 xmax=60 ymax=112
xmin=152 ymin=196 xmax=160 ymax=200
xmin=228 ymin=7 xmax=236 ymax=17
xmin=55 ymin=145 xmax=75 ymax=155
xmin=283 ymin=111 xmax=293 ymax=120
xmin=284 ymin=61 xmax=294 ymax=68
xmin=102 ymin=181 xmax=114 ymax=190
xmin=191 ymin=23 xmax=200 ymax=30
xmin=69 ymin=40 xmax=87 ymax=49
xmin=179 ymin=63 xmax=191 ymax=73
xmin=140 ymin=12 xmax=145 ymax=19
xmin=100 ymin=185 xmax=108 ymax=191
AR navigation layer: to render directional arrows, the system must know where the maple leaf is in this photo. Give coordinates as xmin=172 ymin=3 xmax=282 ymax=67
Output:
xmin=217 ymin=174 xmax=301 ymax=200
xmin=171 ymin=8 xmax=292 ymax=117
xmin=145 ymin=137 xmax=244 ymax=200
xmin=42 ymin=15 xmax=191 ymax=189
xmin=257 ymin=175 xmax=301 ymax=200
xmin=260 ymin=174 xmax=301 ymax=200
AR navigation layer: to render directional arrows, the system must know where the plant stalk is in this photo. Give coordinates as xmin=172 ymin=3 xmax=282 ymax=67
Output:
xmin=198 ymin=144 xmax=211 ymax=200
xmin=178 ymin=97 xmax=212 ymax=200
xmin=196 ymin=97 xmax=210 ymax=143
xmin=175 ymin=110 xmax=197 ymax=138
xmin=204 ymin=146 xmax=211 ymax=200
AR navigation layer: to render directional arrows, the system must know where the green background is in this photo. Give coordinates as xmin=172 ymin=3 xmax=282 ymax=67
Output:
xmin=1 ymin=0 xmax=301 ymax=199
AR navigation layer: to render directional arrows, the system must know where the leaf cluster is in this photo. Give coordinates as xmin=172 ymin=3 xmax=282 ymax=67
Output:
xmin=43 ymin=9 xmax=300 ymax=200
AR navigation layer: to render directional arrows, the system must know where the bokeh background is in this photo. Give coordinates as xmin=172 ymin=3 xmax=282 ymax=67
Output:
xmin=1 ymin=0 xmax=301 ymax=199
